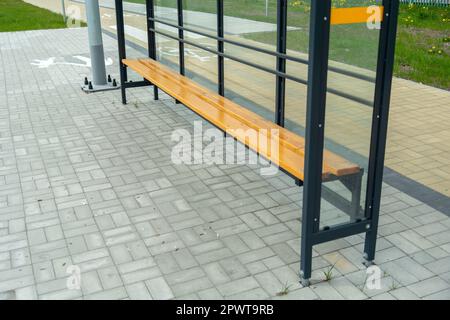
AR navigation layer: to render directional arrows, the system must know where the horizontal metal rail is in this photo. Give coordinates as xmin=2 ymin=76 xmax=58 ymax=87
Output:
xmin=149 ymin=16 xmax=376 ymax=83
xmin=150 ymin=27 xmax=374 ymax=107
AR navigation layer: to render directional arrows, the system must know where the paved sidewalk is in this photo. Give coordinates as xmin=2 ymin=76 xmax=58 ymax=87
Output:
xmin=0 ymin=28 xmax=449 ymax=300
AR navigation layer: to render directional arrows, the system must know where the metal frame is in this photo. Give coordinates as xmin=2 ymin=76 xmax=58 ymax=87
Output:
xmin=300 ymin=0 xmax=400 ymax=284
xmin=114 ymin=0 xmax=156 ymax=104
xmin=363 ymin=0 xmax=400 ymax=264
xmin=300 ymin=0 xmax=332 ymax=285
xmin=145 ymin=20 xmax=374 ymax=108
xmin=114 ymin=0 xmax=400 ymax=286
xmin=115 ymin=0 xmax=127 ymax=104
xmin=145 ymin=0 xmax=159 ymax=100
xmin=275 ymin=0 xmax=288 ymax=127
xmin=177 ymin=0 xmax=185 ymax=77
xmin=217 ymin=0 xmax=225 ymax=96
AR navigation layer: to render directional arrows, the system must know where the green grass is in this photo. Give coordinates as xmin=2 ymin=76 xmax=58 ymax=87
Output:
xmin=243 ymin=3 xmax=450 ymax=88
xmin=395 ymin=4 xmax=449 ymax=90
xmin=133 ymin=1 xmax=450 ymax=89
xmin=0 ymin=0 xmax=84 ymax=32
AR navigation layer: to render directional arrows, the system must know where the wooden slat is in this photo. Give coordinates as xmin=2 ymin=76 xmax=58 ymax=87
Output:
xmin=136 ymin=60 xmax=360 ymax=177
xmin=123 ymin=58 xmax=361 ymax=180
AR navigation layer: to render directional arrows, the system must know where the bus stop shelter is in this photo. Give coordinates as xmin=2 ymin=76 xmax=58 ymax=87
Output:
xmin=113 ymin=0 xmax=399 ymax=285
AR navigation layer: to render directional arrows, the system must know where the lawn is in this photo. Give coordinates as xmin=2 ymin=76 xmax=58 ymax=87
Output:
xmin=395 ymin=4 xmax=449 ymax=89
xmin=0 ymin=0 xmax=83 ymax=32
xmin=127 ymin=0 xmax=449 ymax=89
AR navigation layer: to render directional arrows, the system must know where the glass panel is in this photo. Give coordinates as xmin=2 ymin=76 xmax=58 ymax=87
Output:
xmin=183 ymin=0 xmax=217 ymax=35
xmin=319 ymin=0 xmax=381 ymax=229
xmin=154 ymin=0 xmax=179 ymax=71
xmin=286 ymin=0 xmax=311 ymax=55
xmin=223 ymin=0 xmax=278 ymax=121
xmin=224 ymin=51 xmax=276 ymax=121
xmin=114 ymin=2 xmax=149 ymax=58
xmin=184 ymin=43 xmax=218 ymax=91
xmin=182 ymin=0 xmax=218 ymax=89
xmin=224 ymin=0 xmax=278 ymax=50
xmin=285 ymin=0 xmax=311 ymax=134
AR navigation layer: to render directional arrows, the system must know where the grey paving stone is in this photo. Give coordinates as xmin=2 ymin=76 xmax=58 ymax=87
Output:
xmin=226 ymin=287 xmax=270 ymax=300
xmin=172 ymin=277 xmax=213 ymax=297
xmin=380 ymin=261 xmax=419 ymax=286
xmin=219 ymin=257 xmax=250 ymax=280
xmin=222 ymin=235 xmax=250 ymax=254
xmin=165 ymin=267 xmax=205 ymax=285
xmin=407 ymin=277 xmax=449 ymax=298
xmin=389 ymin=287 xmax=420 ymax=300
xmin=98 ymin=266 xmax=123 ymax=289
xmin=270 ymin=243 xmax=299 ymax=264
xmin=146 ymin=276 xmax=174 ymax=300
xmin=84 ymin=286 xmax=128 ymax=300
xmin=394 ymin=256 xmax=434 ymax=281
xmin=196 ymin=248 xmax=234 ymax=265
xmin=238 ymin=247 xmax=275 ymax=265
xmin=154 ymin=252 xmax=180 ymax=275
xmin=203 ymin=262 xmax=231 ymax=285
xmin=254 ymin=271 xmax=284 ymax=297
xmin=329 ymin=276 xmax=367 ymax=300
xmin=172 ymin=248 xmax=198 ymax=270
xmin=80 ymin=270 xmax=103 ymax=295
xmin=427 ymin=246 xmax=450 ymax=259
xmin=197 ymin=287 xmax=223 ymax=300
xmin=217 ymin=276 xmax=259 ymax=297
xmin=262 ymin=256 xmax=285 ymax=270
xmin=423 ymin=288 xmax=450 ymax=300
xmin=0 ymin=275 xmax=35 ymax=294
xmin=126 ymin=282 xmax=152 ymax=300
xmin=371 ymin=292 xmax=397 ymax=300
xmin=411 ymin=250 xmax=436 ymax=265
xmin=425 ymin=257 xmax=450 ymax=275
xmin=272 ymin=286 xmax=318 ymax=300
xmin=311 ymin=282 xmax=345 ymax=300
xmin=14 ymin=285 xmax=38 ymax=300
xmin=375 ymin=247 xmax=407 ymax=264
xmin=39 ymin=289 xmax=83 ymax=300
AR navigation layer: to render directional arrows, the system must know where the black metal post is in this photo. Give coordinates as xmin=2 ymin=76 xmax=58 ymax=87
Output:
xmin=177 ymin=0 xmax=185 ymax=76
xmin=146 ymin=0 xmax=159 ymax=100
xmin=300 ymin=0 xmax=331 ymax=285
xmin=363 ymin=0 xmax=399 ymax=263
xmin=217 ymin=0 xmax=225 ymax=96
xmin=275 ymin=0 xmax=288 ymax=127
xmin=114 ymin=0 xmax=127 ymax=104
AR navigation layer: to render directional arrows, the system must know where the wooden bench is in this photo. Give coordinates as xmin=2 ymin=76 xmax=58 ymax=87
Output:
xmin=123 ymin=58 xmax=364 ymax=220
